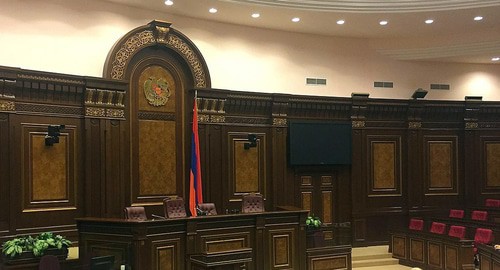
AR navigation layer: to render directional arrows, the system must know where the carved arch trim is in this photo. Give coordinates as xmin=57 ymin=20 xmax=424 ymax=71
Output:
xmin=103 ymin=20 xmax=211 ymax=88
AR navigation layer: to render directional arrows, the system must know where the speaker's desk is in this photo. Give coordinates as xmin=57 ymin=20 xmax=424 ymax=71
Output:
xmin=77 ymin=207 xmax=308 ymax=270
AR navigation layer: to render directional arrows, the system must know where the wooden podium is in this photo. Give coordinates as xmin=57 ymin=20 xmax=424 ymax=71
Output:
xmin=77 ymin=208 xmax=308 ymax=270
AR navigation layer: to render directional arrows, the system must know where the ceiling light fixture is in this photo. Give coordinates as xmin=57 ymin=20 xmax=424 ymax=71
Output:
xmin=379 ymin=20 xmax=388 ymax=26
xmin=492 ymin=57 xmax=500 ymax=61
xmin=425 ymin=19 xmax=434 ymax=24
xmin=251 ymin=13 xmax=260 ymax=18
xmin=209 ymin=8 xmax=218 ymax=14
xmin=164 ymin=0 xmax=173 ymax=6
xmin=292 ymin=17 xmax=300 ymax=23
xmin=337 ymin=20 xmax=345 ymax=25
xmin=474 ymin=16 xmax=483 ymax=21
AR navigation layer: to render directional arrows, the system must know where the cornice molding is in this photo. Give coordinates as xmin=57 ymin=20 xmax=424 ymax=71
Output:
xmin=222 ymin=0 xmax=500 ymax=12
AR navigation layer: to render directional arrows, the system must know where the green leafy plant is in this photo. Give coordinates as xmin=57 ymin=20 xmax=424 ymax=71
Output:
xmin=2 ymin=232 xmax=71 ymax=258
xmin=305 ymin=215 xmax=322 ymax=230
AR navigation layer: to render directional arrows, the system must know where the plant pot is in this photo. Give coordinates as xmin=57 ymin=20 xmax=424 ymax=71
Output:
xmin=306 ymin=229 xmax=325 ymax=248
xmin=2 ymin=247 xmax=68 ymax=265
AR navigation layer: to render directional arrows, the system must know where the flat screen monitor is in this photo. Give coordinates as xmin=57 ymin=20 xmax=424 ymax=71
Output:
xmin=288 ymin=121 xmax=352 ymax=165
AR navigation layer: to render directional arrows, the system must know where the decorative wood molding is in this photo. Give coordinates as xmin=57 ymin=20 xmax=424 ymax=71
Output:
xmin=408 ymin=121 xmax=422 ymax=129
xmin=465 ymin=122 xmax=478 ymax=129
xmin=352 ymin=121 xmax=365 ymax=128
xmin=273 ymin=117 xmax=287 ymax=127
xmin=0 ymin=100 xmax=15 ymax=111
xmin=104 ymin=21 xmax=211 ymax=88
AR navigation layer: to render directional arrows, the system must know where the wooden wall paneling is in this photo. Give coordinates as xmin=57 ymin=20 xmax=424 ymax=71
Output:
xmin=10 ymin=115 xmax=83 ymax=239
xmin=0 ymin=72 xmax=15 ymax=238
xmin=407 ymin=126 xmax=424 ymax=215
xmin=104 ymin=120 xmax=126 ymax=217
xmin=204 ymin=124 xmax=225 ymax=213
xmin=84 ymin=79 xmax=127 ymax=218
xmin=227 ymin=130 xmax=270 ymax=211
xmin=0 ymin=112 xmax=10 ymax=237
xmin=271 ymin=96 xmax=289 ymax=207
xmin=479 ymin=134 xmax=500 ymax=202
xmin=422 ymin=133 xmax=463 ymax=210
xmin=84 ymin=118 xmax=104 ymax=218
xmin=351 ymin=125 xmax=365 ymax=245
xmin=463 ymin=99 xmax=481 ymax=207
xmin=355 ymin=132 xmax=406 ymax=246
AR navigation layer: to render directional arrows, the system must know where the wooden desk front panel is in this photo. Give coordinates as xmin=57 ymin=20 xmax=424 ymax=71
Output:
xmin=77 ymin=210 xmax=308 ymax=270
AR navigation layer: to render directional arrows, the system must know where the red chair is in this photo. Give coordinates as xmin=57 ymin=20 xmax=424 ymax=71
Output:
xmin=473 ymin=228 xmax=494 ymax=252
xmin=449 ymin=209 xmax=465 ymax=219
xmin=485 ymin=199 xmax=500 ymax=207
xmin=448 ymin=225 xmax=466 ymax=239
xmin=429 ymin=222 xmax=446 ymax=234
xmin=408 ymin=218 xmax=424 ymax=231
xmin=471 ymin=210 xmax=488 ymax=221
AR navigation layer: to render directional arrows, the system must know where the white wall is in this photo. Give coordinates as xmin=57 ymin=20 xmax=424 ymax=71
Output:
xmin=1 ymin=0 xmax=499 ymax=100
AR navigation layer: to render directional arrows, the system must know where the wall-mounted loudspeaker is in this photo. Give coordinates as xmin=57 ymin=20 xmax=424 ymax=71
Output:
xmin=244 ymin=134 xmax=257 ymax=150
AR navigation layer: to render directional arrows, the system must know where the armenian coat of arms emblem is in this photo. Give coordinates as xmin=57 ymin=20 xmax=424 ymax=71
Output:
xmin=143 ymin=77 xmax=171 ymax=106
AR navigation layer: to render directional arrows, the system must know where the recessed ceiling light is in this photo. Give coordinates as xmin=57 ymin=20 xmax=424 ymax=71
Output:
xmin=379 ymin=20 xmax=388 ymax=26
xmin=337 ymin=20 xmax=345 ymax=25
xmin=492 ymin=57 xmax=500 ymax=61
xmin=209 ymin=8 xmax=218 ymax=14
xmin=425 ymin=19 xmax=434 ymax=24
xmin=292 ymin=17 xmax=300 ymax=22
xmin=474 ymin=16 xmax=483 ymax=21
xmin=164 ymin=0 xmax=173 ymax=6
xmin=251 ymin=13 xmax=260 ymax=18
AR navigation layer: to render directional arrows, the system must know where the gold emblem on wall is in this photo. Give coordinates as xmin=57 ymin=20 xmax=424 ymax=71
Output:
xmin=143 ymin=77 xmax=171 ymax=106
xmin=138 ymin=66 xmax=176 ymax=112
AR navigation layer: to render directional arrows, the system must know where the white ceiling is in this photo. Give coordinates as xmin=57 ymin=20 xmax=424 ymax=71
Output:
xmin=105 ymin=0 xmax=500 ymax=64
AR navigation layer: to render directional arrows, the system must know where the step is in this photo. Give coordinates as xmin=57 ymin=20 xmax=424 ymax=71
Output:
xmin=352 ymin=252 xmax=393 ymax=261
xmin=353 ymin=265 xmax=416 ymax=270
xmin=352 ymin=257 xmax=400 ymax=268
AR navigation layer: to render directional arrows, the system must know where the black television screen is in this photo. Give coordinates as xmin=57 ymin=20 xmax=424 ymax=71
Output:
xmin=288 ymin=121 xmax=352 ymax=165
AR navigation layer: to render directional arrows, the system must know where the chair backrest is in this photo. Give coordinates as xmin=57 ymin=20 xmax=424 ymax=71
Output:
xmin=198 ymin=203 xmax=217 ymax=215
xmin=39 ymin=255 xmax=61 ymax=270
xmin=123 ymin=206 xmax=147 ymax=221
xmin=474 ymin=228 xmax=494 ymax=245
xmin=448 ymin=225 xmax=466 ymax=239
xmin=241 ymin=193 xmax=264 ymax=213
xmin=163 ymin=197 xmax=187 ymax=218
xmin=449 ymin=209 xmax=465 ymax=219
xmin=408 ymin=218 xmax=424 ymax=231
xmin=429 ymin=222 xmax=446 ymax=234
xmin=471 ymin=210 xmax=488 ymax=221
xmin=485 ymin=199 xmax=500 ymax=207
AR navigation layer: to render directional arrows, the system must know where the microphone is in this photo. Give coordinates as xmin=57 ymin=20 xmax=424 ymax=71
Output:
xmin=151 ymin=214 xmax=166 ymax=220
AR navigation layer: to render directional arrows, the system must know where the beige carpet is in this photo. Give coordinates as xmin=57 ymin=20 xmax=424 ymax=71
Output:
xmin=352 ymin=245 xmax=418 ymax=269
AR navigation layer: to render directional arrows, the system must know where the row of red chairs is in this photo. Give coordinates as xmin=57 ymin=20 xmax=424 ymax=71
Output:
xmin=409 ymin=218 xmax=494 ymax=254
xmin=449 ymin=209 xmax=489 ymax=221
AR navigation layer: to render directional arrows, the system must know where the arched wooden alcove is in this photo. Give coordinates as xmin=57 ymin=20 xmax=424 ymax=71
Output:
xmin=103 ymin=20 xmax=211 ymax=208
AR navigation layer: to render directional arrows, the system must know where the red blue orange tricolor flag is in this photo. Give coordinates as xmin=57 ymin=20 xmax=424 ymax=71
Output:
xmin=189 ymin=98 xmax=203 ymax=216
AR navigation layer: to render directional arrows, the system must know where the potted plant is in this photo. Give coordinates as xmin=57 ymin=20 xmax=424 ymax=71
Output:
xmin=1 ymin=232 xmax=71 ymax=265
xmin=305 ymin=215 xmax=325 ymax=248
